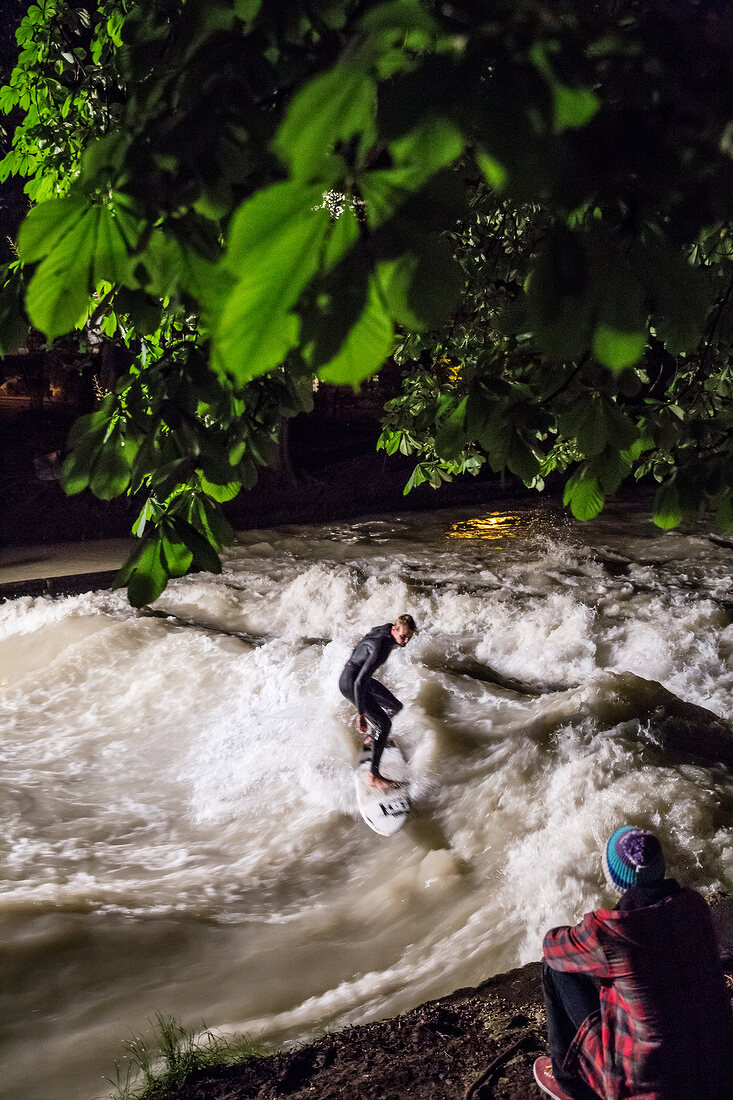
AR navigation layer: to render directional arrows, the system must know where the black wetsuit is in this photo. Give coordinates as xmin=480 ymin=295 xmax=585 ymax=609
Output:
xmin=339 ymin=623 xmax=403 ymax=775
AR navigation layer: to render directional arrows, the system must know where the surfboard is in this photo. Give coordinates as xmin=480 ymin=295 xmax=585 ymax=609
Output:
xmin=354 ymin=739 xmax=411 ymax=835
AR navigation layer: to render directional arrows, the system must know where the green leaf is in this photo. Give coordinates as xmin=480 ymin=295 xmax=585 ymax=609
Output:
xmin=476 ymin=150 xmax=507 ymax=191
xmin=94 ymin=205 xmax=135 ymax=285
xmin=302 ymin=251 xmax=369 ymax=368
xmin=88 ymin=431 xmax=136 ymax=499
xmin=589 ymin=234 xmax=648 ymax=371
xmin=198 ymin=471 xmax=240 ymax=502
xmin=506 ymin=433 xmax=540 ymax=481
xmin=376 ymin=238 xmax=463 ymax=332
xmin=114 ymin=287 xmax=162 ymax=334
xmin=67 ymin=394 xmax=116 ymax=448
xmin=223 ymin=183 xmax=328 ymax=278
xmin=126 ymin=540 xmax=169 ymax=608
xmin=247 ymin=435 xmax=279 ymax=467
xmin=603 ymin=402 xmax=639 ymax=450
xmin=621 ymin=436 xmax=654 ymax=464
xmin=229 ymin=440 xmax=246 ymax=465
xmin=592 ymin=448 xmax=632 ymax=495
xmin=187 ymin=495 xmax=234 ymax=550
xmin=60 ymin=397 xmax=116 ymax=494
xmin=16 ymin=196 xmax=87 ymax=263
xmin=529 ymin=43 xmax=599 ymax=133
xmin=390 ymin=116 xmax=464 ymax=181
xmin=100 ymin=310 xmax=118 ymax=338
xmin=478 ymin=418 xmax=511 ymax=471
xmin=323 ymin=206 xmax=360 ymax=272
xmin=283 ymin=372 xmax=315 ymax=416
xmin=403 ymin=462 xmax=429 ymax=494
xmin=132 ymin=499 xmax=152 ymax=538
xmin=434 ymin=397 xmax=468 ymax=460
xmin=653 ymin=480 xmax=684 ymax=530
xmin=59 ymin=395 xmax=141 ymax=500
xmin=60 ymin=434 xmax=104 ymax=495
xmin=141 ymin=231 xmax=229 ymax=314
xmin=233 ymin=0 xmax=261 ymax=22
xmin=238 ymin=455 xmax=258 ymax=489
xmin=317 ymin=274 xmax=394 ymax=387
xmin=160 ymin=536 xmax=193 ymax=578
xmin=558 ymin=394 xmax=637 ymax=457
xmin=359 ymin=0 xmax=440 ymax=35
xmin=593 ymin=324 xmax=647 ymax=371
xmin=80 ymin=131 xmax=130 ymax=185
xmin=21 ymin=199 xmax=132 ymax=338
xmin=25 ymin=208 xmax=99 ymax=337
xmin=273 ymin=66 xmax=376 ymax=182
xmin=216 ymin=182 xmax=330 ymax=383
xmin=172 ymin=520 xmax=223 ymax=574
xmin=0 ymin=84 xmax=18 ymax=113
xmin=377 ymin=429 xmax=402 ymax=456
xmin=360 ymin=120 xmax=465 ymax=230
xmin=106 ymin=11 xmax=124 ymax=45
xmin=552 ymin=85 xmax=600 ymax=133
xmin=563 ymin=467 xmax=605 ymax=520
xmin=558 ymin=395 xmax=604 ymax=456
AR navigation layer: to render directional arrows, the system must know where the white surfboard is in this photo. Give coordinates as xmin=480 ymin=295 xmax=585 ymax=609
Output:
xmin=354 ymin=740 xmax=411 ymax=835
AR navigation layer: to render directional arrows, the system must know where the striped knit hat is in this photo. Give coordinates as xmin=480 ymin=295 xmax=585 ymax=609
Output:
xmin=603 ymin=826 xmax=666 ymax=895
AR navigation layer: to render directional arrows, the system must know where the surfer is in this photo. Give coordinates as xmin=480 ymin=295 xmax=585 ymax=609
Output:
xmin=339 ymin=614 xmax=418 ymax=791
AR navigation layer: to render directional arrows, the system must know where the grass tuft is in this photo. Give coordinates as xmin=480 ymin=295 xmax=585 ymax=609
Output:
xmin=105 ymin=1012 xmax=264 ymax=1099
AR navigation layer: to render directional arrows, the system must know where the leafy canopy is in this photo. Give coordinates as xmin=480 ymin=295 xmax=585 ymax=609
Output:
xmin=0 ymin=0 xmax=731 ymax=604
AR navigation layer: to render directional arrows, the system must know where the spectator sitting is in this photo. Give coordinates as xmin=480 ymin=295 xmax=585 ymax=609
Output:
xmin=534 ymin=825 xmax=733 ymax=1100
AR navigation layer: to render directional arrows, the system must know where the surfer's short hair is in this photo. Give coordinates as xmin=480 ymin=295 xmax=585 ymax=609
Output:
xmin=395 ymin=613 xmax=418 ymax=635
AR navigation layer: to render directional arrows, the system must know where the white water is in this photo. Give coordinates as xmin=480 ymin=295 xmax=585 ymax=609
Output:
xmin=1 ymin=501 xmax=732 ymax=1100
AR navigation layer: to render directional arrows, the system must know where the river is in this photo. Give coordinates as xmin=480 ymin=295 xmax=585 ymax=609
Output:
xmin=1 ymin=501 xmax=732 ymax=1100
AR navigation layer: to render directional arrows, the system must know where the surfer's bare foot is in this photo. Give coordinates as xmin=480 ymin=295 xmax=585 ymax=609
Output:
xmin=367 ymin=772 xmax=401 ymax=791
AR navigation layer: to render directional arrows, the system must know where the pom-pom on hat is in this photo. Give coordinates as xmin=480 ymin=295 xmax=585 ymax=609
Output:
xmin=603 ymin=826 xmax=666 ymax=895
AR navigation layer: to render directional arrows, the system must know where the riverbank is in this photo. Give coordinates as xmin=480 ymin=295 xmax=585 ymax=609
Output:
xmin=136 ymin=894 xmax=733 ymax=1100
xmin=152 ymin=961 xmax=547 ymax=1100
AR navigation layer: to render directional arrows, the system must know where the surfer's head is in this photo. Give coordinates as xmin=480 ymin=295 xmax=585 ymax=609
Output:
xmin=392 ymin=614 xmax=418 ymax=646
xmin=603 ymin=826 xmax=666 ymax=895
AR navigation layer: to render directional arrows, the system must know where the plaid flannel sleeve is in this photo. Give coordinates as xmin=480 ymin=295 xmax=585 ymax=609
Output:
xmin=543 ymin=910 xmax=612 ymax=976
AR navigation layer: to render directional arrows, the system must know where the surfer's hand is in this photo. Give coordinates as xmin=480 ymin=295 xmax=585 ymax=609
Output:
xmin=356 ymin=714 xmax=368 ymax=735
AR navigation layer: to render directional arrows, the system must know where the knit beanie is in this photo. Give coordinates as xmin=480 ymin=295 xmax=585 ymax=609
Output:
xmin=603 ymin=826 xmax=666 ymax=895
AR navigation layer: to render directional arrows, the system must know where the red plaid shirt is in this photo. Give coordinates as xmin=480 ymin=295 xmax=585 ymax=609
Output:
xmin=543 ymin=886 xmax=733 ymax=1100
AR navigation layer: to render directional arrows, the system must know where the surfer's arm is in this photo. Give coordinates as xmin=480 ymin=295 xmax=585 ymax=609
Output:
xmin=542 ymin=912 xmax=611 ymax=977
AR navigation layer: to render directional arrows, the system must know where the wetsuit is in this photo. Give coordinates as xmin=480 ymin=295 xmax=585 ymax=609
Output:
xmin=339 ymin=623 xmax=403 ymax=775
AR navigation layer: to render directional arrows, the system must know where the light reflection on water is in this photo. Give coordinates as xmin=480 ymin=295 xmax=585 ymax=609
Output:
xmin=445 ymin=512 xmax=527 ymax=540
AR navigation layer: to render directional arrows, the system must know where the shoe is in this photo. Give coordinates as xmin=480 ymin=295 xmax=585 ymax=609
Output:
xmin=533 ymin=1057 xmax=575 ymax=1100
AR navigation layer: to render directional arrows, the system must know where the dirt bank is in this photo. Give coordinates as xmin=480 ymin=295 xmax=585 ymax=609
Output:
xmin=154 ymin=895 xmax=733 ymax=1100
xmin=157 ymin=961 xmax=548 ymax=1100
